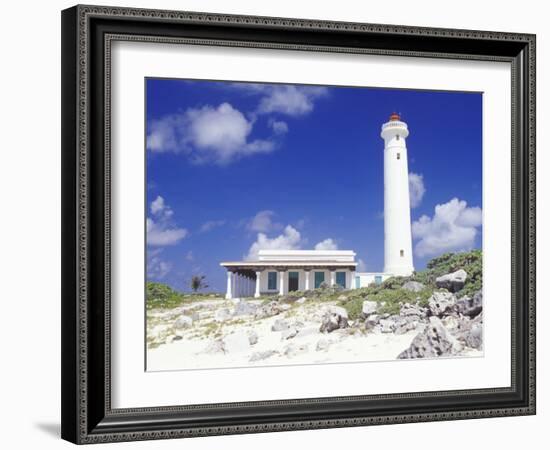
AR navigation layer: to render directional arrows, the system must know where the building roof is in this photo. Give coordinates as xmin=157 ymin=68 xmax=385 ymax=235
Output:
xmin=220 ymin=260 xmax=357 ymax=269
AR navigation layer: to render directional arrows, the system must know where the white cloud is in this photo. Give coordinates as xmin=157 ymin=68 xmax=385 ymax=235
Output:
xmin=147 ymin=219 xmax=188 ymax=246
xmin=247 ymin=210 xmax=282 ymax=233
xmin=147 ymin=196 xmax=188 ymax=247
xmin=246 ymin=225 xmax=302 ymax=260
xmin=147 ymin=103 xmax=276 ymax=164
xmin=314 ymin=238 xmax=339 ymax=251
xmin=199 ymin=220 xmax=226 ymax=233
xmin=228 ymin=83 xmax=328 ymax=117
xmin=412 ymin=198 xmax=482 ymax=258
xmin=147 ymin=249 xmax=172 ymax=280
xmin=356 ymin=258 xmax=367 ymax=272
xmin=409 ymin=172 xmax=426 ymax=208
xmin=257 ymin=85 xmax=328 ymax=117
xmin=185 ymin=251 xmax=194 ymax=261
xmin=269 ymin=119 xmax=289 ymax=135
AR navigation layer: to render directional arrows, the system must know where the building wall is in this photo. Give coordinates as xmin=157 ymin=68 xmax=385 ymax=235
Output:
xmin=258 ymin=269 xmax=355 ymax=295
xmin=355 ymin=272 xmax=392 ymax=288
xmin=257 ymin=249 xmax=355 ymax=262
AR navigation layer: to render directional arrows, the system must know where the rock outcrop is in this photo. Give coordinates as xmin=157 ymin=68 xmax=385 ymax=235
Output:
xmin=398 ymin=316 xmax=463 ymax=359
xmin=428 ymin=291 xmax=457 ymax=317
xmin=402 ymin=281 xmax=425 ymax=292
xmin=319 ymin=306 xmax=349 ymax=333
xmin=455 ymin=291 xmax=483 ymax=317
xmin=435 ymin=269 xmax=468 ymax=293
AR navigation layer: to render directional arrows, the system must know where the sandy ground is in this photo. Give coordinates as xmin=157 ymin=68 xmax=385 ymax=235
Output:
xmin=146 ymin=297 xmax=474 ymax=372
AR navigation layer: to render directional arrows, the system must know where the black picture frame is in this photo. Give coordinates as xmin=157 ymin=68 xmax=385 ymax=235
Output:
xmin=61 ymin=4 xmax=536 ymax=444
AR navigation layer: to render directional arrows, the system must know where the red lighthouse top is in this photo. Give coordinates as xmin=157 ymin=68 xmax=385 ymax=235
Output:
xmin=389 ymin=112 xmax=401 ymax=121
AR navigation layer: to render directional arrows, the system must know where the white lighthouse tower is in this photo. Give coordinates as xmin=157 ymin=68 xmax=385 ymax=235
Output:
xmin=381 ymin=113 xmax=414 ymax=276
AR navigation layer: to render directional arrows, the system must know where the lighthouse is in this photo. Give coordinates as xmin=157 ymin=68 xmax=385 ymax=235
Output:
xmin=381 ymin=113 xmax=415 ymax=276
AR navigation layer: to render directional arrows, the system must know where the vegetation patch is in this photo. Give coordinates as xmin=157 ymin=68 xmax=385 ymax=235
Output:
xmin=146 ymin=282 xmax=223 ymax=310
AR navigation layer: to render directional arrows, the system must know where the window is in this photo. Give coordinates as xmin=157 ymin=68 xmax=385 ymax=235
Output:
xmin=375 ymin=275 xmax=382 ymax=285
xmin=336 ymin=272 xmax=346 ymax=288
xmin=355 ymin=276 xmax=361 ymax=289
xmin=267 ymin=271 xmax=277 ymax=290
xmin=314 ymin=271 xmax=325 ymax=288
xmin=396 ymin=134 xmax=400 ymax=141
xmin=400 ymin=249 xmax=404 ymax=257
xmin=397 ymin=152 xmax=401 ymax=160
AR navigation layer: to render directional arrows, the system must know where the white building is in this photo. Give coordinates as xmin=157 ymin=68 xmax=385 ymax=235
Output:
xmin=220 ymin=113 xmax=414 ymax=299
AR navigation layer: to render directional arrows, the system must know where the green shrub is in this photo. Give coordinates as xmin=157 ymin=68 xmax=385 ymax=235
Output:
xmin=146 ymin=282 xmax=223 ymax=309
xmin=339 ymin=249 xmax=481 ymax=319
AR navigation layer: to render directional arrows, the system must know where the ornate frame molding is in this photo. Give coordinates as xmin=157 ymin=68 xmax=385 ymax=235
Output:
xmin=61 ymin=4 xmax=536 ymax=444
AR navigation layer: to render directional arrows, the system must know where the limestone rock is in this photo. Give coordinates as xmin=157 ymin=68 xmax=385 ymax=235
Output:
xmin=271 ymin=319 xmax=290 ymax=332
xmin=281 ymin=328 xmax=299 ymax=340
xmin=249 ymin=350 xmax=278 ymax=362
xmin=400 ymin=303 xmax=427 ymax=318
xmin=233 ymin=300 xmax=258 ymax=316
xmin=319 ymin=307 xmax=349 ymax=333
xmin=402 ymin=281 xmax=425 ymax=292
xmin=214 ymin=308 xmax=232 ymax=322
xmin=254 ymin=301 xmax=283 ymax=319
xmin=436 ymin=269 xmax=468 ymax=293
xmin=324 ymin=305 xmax=349 ymax=319
xmin=364 ymin=314 xmax=380 ymax=331
xmin=223 ymin=332 xmax=250 ymax=353
xmin=453 ymin=313 xmax=483 ymax=350
xmin=379 ymin=318 xmax=396 ymax=333
xmin=362 ymin=300 xmax=378 ymax=316
xmin=455 ymin=290 xmax=483 ymax=318
xmin=284 ymin=343 xmax=309 ymax=357
xmin=428 ymin=291 xmax=457 ymax=317
xmin=247 ymin=330 xmax=259 ymax=345
xmin=173 ymin=315 xmax=193 ymax=329
xmin=398 ymin=316 xmax=463 ymax=359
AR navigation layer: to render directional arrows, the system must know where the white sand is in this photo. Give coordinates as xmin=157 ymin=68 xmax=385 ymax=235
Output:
xmin=146 ymin=298 xmax=423 ymax=372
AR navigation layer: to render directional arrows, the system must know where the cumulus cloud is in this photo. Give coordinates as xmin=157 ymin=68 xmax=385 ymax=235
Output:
xmin=199 ymin=219 xmax=226 ymax=233
xmin=147 ymin=249 xmax=172 ymax=280
xmin=246 ymin=225 xmax=302 ymax=260
xmin=147 ymin=196 xmax=188 ymax=247
xmin=409 ymin=172 xmax=426 ymax=208
xmin=314 ymin=238 xmax=339 ymax=251
xmin=412 ymin=198 xmax=482 ymax=258
xmin=228 ymin=83 xmax=328 ymax=117
xmin=269 ymin=119 xmax=289 ymax=135
xmin=356 ymin=258 xmax=367 ymax=272
xmin=247 ymin=210 xmax=282 ymax=233
xmin=257 ymin=85 xmax=328 ymax=116
xmin=147 ymin=103 xmax=277 ymax=165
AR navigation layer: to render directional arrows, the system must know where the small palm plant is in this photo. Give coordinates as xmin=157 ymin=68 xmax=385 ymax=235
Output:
xmin=190 ymin=275 xmax=209 ymax=292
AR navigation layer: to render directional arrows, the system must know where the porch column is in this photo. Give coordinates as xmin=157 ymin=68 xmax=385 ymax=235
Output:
xmin=236 ymin=274 xmax=241 ymax=298
xmin=225 ymin=271 xmax=233 ymax=299
xmin=254 ymin=271 xmax=261 ymax=298
xmin=330 ymin=270 xmax=336 ymax=287
xmin=304 ymin=270 xmax=311 ymax=291
xmin=349 ymin=270 xmax=356 ymax=289
xmin=279 ymin=271 xmax=285 ymax=296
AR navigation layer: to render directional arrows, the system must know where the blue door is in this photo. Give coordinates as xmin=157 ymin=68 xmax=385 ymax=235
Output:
xmin=336 ymin=272 xmax=346 ymax=288
xmin=314 ymin=272 xmax=325 ymax=288
xmin=375 ymin=275 xmax=382 ymax=285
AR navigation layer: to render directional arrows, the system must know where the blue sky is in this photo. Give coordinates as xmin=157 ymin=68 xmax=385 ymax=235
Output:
xmin=146 ymin=79 xmax=482 ymax=292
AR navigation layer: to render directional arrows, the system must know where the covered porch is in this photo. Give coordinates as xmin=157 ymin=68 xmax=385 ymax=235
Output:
xmin=219 ymin=261 xmax=357 ymax=300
